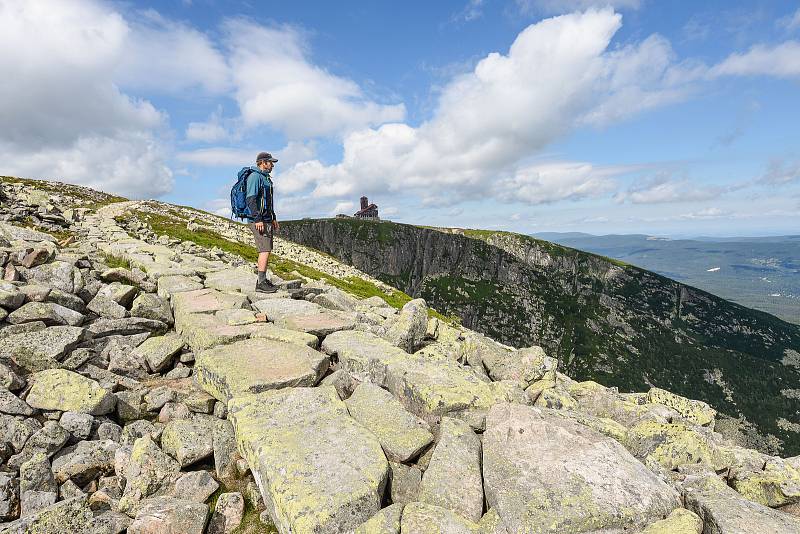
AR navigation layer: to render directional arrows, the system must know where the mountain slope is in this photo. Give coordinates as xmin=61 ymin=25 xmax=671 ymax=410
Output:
xmin=281 ymin=218 xmax=800 ymax=454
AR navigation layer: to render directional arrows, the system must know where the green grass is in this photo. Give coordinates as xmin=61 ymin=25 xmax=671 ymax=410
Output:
xmin=100 ymin=252 xmax=131 ymax=270
xmin=1 ymin=175 xmax=127 ymax=209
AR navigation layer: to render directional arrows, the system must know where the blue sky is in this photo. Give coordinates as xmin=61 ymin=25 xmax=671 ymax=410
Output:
xmin=1 ymin=0 xmax=799 ymax=237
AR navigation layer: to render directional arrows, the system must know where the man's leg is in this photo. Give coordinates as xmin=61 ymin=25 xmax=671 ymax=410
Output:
xmin=257 ymin=251 xmax=270 ymax=282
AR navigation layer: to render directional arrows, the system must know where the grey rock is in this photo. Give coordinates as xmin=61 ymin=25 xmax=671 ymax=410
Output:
xmin=128 ymin=496 xmax=209 ymax=534
xmin=345 ymin=382 xmax=434 ymax=462
xmin=228 ymin=387 xmax=388 ymax=534
xmin=321 ymin=368 xmax=358 ymax=400
xmin=418 ymin=417 xmax=483 ymax=522
xmin=0 ymin=473 xmax=19 ymax=521
xmin=400 ymin=502 xmax=480 ymax=533
xmin=117 ymin=435 xmax=181 ymax=513
xmin=0 ymin=288 xmax=25 ymax=310
xmin=482 ymin=403 xmax=680 ymax=533
xmin=88 ymin=317 xmax=167 ymax=338
xmin=171 ymin=470 xmax=219 ymax=503
xmin=20 ymin=490 xmax=57 ymax=518
xmin=120 ymin=419 xmax=160 ymax=446
xmin=96 ymin=282 xmax=139 ymax=307
xmin=59 ymin=411 xmax=94 ymax=440
xmin=0 ymin=495 xmax=93 ymax=534
xmin=59 ymin=479 xmax=85 ymax=500
xmin=87 ymin=510 xmax=132 ymax=534
xmin=164 ymin=365 xmax=192 ymax=379
xmin=107 ymin=347 xmax=150 ymax=380
xmin=389 ymin=462 xmax=422 ymax=505
xmin=45 ymin=288 xmax=87 ymax=314
xmin=383 ymin=298 xmax=428 ymax=353
xmin=354 ymin=503 xmax=403 ymax=534
xmin=207 ymin=492 xmax=244 ymax=534
xmin=683 ymin=475 xmax=800 ymax=534
xmin=51 ymin=439 xmax=119 ymax=485
xmin=0 ymin=414 xmax=42 ymax=452
xmin=17 ymin=284 xmax=51 ymax=303
xmin=7 ymin=301 xmax=84 ymax=326
xmin=0 ymin=325 xmax=87 ymax=373
xmin=114 ymin=390 xmax=144 ymax=422
xmin=24 ymin=261 xmax=84 ymax=294
xmin=87 ymin=295 xmax=127 ymax=319
xmin=20 ymin=452 xmax=57 ymax=495
xmin=97 ymin=421 xmax=123 ymax=442
xmin=8 ymin=421 xmax=70 ymax=470
xmin=160 ymin=418 xmax=214 ymax=468
xmin=132 ymin=333 xmax=184 ymax=374
xmin=213 ymin=420 xmax=240 ymax=484
xmin=0 ymin=388 xmax=34 ymax=416
xmin=130 ymin=293 xmax=174 ymax=325
xmin=157 ymin=401 xmax=191 ymax=423
xmin=26 ymin=369 xmax=115 ymax=415
xmin=144 ymin=385 xmax=176 ymax=412
xmin=0 ymin=362 xmax=25 ymax=391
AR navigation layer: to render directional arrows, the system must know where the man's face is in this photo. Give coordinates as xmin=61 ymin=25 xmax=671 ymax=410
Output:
xmin=259 ymin=160 xmax=274 ymax=172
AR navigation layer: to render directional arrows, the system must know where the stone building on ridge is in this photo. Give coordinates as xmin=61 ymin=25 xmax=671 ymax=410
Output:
xmin=353 ymin=196 xmax=379 ymax=220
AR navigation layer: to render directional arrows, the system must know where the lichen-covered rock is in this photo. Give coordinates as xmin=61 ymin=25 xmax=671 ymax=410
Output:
xmin=59 ymin=411 xmax=94 ymax=440
xmin=400 ymin=502 xmax=480 ymax=534
xmin=418 ymin=417 xmax=483 ymax=522
xmin=171 ymin=288 xmax=248 ymax=333
xmin=207 ymin=492 xmax=244 ymax=534
xmin=87 ymin=295 xmax=127 ymax=319
xmin=160 ymin=419 xmax=214 ymax=468
xmin=625 ymin=420 xmax=729 ymax=471
xmin=0 ymin=472 xmax=19 ymax=521
xmin=683 ymin=475 xmax=800 ymax=533
xmin=88 ymin=317 xmax=167 ymax=338
xmin=130 ymin=293 xmax=174 ymax=325
xmin=321 ymin=368 xmax=357 ymax=400
xmin=0 ymin=495 xmax=93 ymax=534
xmin=0 ymin=414 xmax=41 ymax=453
xmin=730 ymin=456 xmax=800 ymax=508
xmin=481 ymin=345 xmax=555 ymax=386
xmin=170 ymin=470 xmax=219 ymax=503
xmin=248 ymin=322 xmax=320 ymax=348
xmin=354 ymin=503 xmax=403 ymax=534
xmin=482 ymin=403 xmax=679 ymax=533
xmin=648 ymin=387 xmax=716 ymax=428
xmin=0 ymin=325 xmax=87 ymax=372
xmin=313 ymin=288 xmax=360 ymax=312
xmin=26 ymin=369 xmax=115 ymax=415
xmin=0 ymin=388 xmax=34 ymax=416
xmin=389 ymin=462 xmax=422 ymax=505
xmin=8 ymin=421 xmax=69 ymax=470
xmin=477 ymin=508 xmax=509 ymax=534
xmin=51 ymin=439 xmax=118 ymax=486
xmin=194 ymin=338 xmax=329 ymax=402
xmin=24 ymin=261 xmax=84 ymax=294
xmin=118 ymin=435 xmax=181 ymax=512
xmin=156 ymin=275 xmax=203 ymax=300
xmin=383 ymin=298 xmax=427 ymax=353
xmin=322 ymin=330 xmax=526 ymax=430
xmin=132 ymin=333 xmax=185 ymax=373
xmin=128 ymin=496 xmax=208 ymax=534
xmin=345 ymin=383 xmax=434 ymax=462
xmin=227 ymin=386 xmax=388 ymax=534
xmin=640 ymin=507 xmax=703 ymax=534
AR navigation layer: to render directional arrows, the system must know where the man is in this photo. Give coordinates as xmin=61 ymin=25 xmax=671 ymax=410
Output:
xmin=246 ymin=152 xmax=280 ymax=292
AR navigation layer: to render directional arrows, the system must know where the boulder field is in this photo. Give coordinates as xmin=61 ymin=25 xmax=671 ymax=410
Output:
xmin=1 ymin=179 xmax=800 ymax=533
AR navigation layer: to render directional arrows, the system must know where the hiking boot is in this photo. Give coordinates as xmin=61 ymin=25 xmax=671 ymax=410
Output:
xmin=255 ymin=279 xmax=277 ymax=293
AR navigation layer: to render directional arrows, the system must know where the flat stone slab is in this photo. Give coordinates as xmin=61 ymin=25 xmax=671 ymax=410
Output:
xmin=419 ymin=417 xmax=483 ymax=522
xmin=172 ymin=288 xmax=248 ymax=333
xmin=683 ymin=475 xmax=800 ymax=534
xmin=180 ymin=313 xmax=265 ymax=351
xmin=132 ymin=333 xmax=185 ymax=373
xmin=482 ymin=403 xmax=680 ymax=533
xmin=194 ymin=338 xmax=330 ymax=402
xmin=204 ymin=267 xmax=257 ymax=294
xmin=0 ymin=326 xmax=87 ymax=372
xmin=345 ymin=383 xmax=433 ymax=462
xmin=254 ymin=299 xmax=356 ymax=337
xmin=157 ymin=275 xmax=203 ymax=300
xmin=26 ymin=369 xmax=115 ymax=415
xmin=228 ymin=387 xmax=388 ymax=534
xmin=401 ymin=502 xmax=480 ymax=534
xmin=323 ymin=330 xmax=526 ymax=430
xmin=249 ymin=323 xmax=319 ymax=349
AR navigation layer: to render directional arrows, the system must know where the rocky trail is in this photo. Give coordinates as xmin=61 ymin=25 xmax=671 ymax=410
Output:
xmin=2 ymin=178 xmax=800 ymax=533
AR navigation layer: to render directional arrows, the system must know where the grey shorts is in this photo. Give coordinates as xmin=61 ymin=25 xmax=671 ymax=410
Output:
xmin=248 ymin=222 xmax=273 ymax=253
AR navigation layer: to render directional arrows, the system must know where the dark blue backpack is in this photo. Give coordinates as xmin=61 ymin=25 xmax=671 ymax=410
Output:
xmin=230 ymin=167 xmax=257 ymax=219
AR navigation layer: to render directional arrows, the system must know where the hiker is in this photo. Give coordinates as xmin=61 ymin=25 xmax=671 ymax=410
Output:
xmin=245 ymin=151 xmax=280 ymax=293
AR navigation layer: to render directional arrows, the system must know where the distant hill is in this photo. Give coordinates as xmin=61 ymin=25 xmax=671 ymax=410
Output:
xmin=535 ymin=233 xmax=800 ymax=325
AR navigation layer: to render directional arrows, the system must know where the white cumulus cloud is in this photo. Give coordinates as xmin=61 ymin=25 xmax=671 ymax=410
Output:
xmin=281 ymin=9 xmax=690 ymax=206
xmin=711 ymin=41 xmax=800 ymax=79
xmin=223 ymin=20 xmax=406 ymax=140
